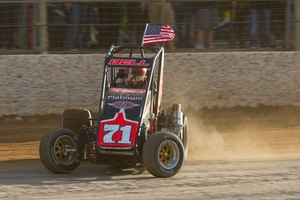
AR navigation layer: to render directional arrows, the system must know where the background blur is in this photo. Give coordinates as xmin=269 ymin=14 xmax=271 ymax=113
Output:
xmin=0 ymin=0 xmax=299 ymax=54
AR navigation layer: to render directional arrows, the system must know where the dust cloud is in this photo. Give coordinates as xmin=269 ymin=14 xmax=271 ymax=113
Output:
xmin=184 ymin=105 xmax=300 ymax=161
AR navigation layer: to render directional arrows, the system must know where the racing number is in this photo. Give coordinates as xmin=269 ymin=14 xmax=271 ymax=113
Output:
xmin=103 ymin=124 xmax=132 ymax=144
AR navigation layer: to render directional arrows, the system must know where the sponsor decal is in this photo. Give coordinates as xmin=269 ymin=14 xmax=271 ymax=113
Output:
xmin=108 ymin=59 xmax=150 ymax=66
xmin=108 ymin=101 xmax=140 ymax=109
xmin=107 ymin=95 xmax=143 ymax=101
xmin=109 ymin=88 xmax=146 ymax=94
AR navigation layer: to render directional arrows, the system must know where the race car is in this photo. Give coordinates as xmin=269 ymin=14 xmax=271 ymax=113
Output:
xmin=39 ymin=45 xmax=189 ymax=178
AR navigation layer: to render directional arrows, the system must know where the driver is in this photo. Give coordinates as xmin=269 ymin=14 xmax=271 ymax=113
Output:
xmin=125 ymin=67 xmax=147 ymax=88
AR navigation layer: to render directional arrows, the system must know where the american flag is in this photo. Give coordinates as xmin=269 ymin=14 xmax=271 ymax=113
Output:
xmin=142 ymin=24 xmax=175 ymax=45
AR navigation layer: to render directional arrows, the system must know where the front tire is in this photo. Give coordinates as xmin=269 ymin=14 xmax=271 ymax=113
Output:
xmin=39 ymin=128 xmax=80 ymax=174
xmin=142 ymin=132 xmax=184 ymax=178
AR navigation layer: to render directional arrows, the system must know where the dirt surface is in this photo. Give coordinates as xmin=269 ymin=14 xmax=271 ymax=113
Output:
xmin=1 ymin=105 xmax=300 ymax=199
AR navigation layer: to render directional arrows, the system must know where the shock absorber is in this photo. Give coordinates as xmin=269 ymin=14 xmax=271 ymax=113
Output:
xmin=157 ymin=110 xmax=169 ymax=132
xmin=170 ymin=104 xmax=183 ymax=136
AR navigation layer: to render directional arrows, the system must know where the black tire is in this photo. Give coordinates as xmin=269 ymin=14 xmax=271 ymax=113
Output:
xmin=60 ymin=107 xmax=93 ymax=135
xmin=142 ymin=132 xmax=185 ymax=178
xmin=182 ymin=115 xmax=189 ymax=161
xmin=39 ymin=128 xmax=80 ymax=174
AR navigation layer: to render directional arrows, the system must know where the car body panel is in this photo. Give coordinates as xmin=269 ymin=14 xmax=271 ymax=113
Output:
xmin=97 ymin=89 xmax=146 ymax=148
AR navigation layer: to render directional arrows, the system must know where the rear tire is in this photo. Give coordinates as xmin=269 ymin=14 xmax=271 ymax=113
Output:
xmin=182 ymin=115 xmax=189 ymax=161
xmin=61 ymin=107 xmax=93 ymax=135
xmin=142 ymin=132 xmax=184 ymax=178
xmin=39 ymin=128 xmax=80 ymax=174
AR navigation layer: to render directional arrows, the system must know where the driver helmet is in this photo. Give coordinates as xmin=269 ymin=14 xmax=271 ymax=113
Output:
xmin=126 ymin=67 xmax=147 ymax=88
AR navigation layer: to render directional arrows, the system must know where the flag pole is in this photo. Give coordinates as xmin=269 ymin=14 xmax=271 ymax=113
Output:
xmin=141 ymin=23 xmax=149 ymax=46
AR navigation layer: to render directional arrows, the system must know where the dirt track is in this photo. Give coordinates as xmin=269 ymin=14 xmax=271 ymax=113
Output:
xmin=1 ymin=106 xmax=300 ymax=199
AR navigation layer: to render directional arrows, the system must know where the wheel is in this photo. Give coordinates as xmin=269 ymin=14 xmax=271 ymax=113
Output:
xmin=142 ymin=132 xmax=185 ymax=178
xmin=60 ymin=107 xmax=93 ymax=135
xmin=39 ymin=128 xmax=80 ymax=174
xmin=182 ymin=115 xmax=189 ymax=161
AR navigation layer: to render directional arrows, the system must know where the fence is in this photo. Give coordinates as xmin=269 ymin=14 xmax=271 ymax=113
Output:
xmin=0 ymin=0 xmax=299 ymax=54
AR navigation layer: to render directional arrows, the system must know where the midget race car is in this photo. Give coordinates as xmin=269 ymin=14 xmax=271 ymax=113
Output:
xmin=39 ymin=45 xmax=189 ymax=178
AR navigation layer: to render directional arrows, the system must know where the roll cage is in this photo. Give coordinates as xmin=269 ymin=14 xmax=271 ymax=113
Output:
xmin=98 ymin=45 xmax=165 ymax=120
